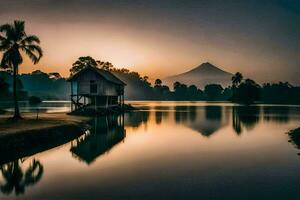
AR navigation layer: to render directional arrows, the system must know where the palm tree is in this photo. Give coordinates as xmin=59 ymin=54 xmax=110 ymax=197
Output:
xmin=0 ymin=20 xmax=43 ymax=119
xmin=231 ymin=72 xmax=243 ymax=88
xmin=0 ymin=159 xmax=44 ymax=195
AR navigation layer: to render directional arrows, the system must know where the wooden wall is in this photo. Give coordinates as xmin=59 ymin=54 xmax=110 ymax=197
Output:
xmin=74 ymin=69 xmax=122 ymax=96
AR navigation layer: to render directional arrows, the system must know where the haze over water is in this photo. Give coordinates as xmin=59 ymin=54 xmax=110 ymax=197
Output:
xmin=1 ymin=101 xmax=300 ymax=199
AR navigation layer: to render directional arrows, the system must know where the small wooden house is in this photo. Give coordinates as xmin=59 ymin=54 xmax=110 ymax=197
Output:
xmin=67 ymin=66 xmax=126 ymax=112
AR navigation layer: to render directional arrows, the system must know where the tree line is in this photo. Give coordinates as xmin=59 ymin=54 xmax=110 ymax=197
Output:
xmin=1 ymin=20 xmax=299 ymax=120
xmin=69 ymin=56 xmax=300 ymax=104
xmin=149 ymin=76 xmax=300 ymax=104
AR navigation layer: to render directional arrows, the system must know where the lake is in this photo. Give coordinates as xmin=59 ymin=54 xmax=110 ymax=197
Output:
xmin=1 ymin=101 xmax=300 ymax=200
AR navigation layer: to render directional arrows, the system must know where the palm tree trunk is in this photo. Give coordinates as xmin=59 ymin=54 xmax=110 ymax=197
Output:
xmin=13 ymin=63 xmax=21 ymax=119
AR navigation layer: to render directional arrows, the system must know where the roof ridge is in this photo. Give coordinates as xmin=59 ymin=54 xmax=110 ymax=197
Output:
xmin=68 ymin=66 xmax=126 ymax=85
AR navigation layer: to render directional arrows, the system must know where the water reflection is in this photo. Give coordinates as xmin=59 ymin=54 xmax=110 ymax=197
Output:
xmin=70 ymin=115 xmax=126 ymax=165
xmin=124 ymin=111 xmax=150 ymax=129
xmin=0 ymin=159 xmax=43 ymax=195
xmin=0 ymin=102 xmax=299 ymax=199
xmin=232 ymin=106 xmax=261 ymax=134
xmin=155 ymin=111 xmax=163 ymax=125
xmin=263 ymin=106 xmax=290 ymax=123
xmin=173 ymin=106 xmax=227 ymax=137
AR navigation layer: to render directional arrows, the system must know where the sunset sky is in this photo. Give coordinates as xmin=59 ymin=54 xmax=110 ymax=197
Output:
xmin=0 ymin=0 xmax=299 ymax=84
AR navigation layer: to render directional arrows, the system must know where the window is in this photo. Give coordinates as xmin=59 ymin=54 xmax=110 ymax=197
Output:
xmin=90 ymin=80 xmax=97 ymax=93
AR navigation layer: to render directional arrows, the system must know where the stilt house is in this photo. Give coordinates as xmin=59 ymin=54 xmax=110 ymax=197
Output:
xmin=67 ymin=66 xmax=126 ymax=112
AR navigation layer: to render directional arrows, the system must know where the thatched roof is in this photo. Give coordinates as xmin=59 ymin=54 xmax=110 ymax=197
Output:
xmin=68 ymin=66 xmax=126 ymax=86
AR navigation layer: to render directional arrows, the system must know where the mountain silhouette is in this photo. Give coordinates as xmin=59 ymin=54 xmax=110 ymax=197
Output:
xmin=164 ymin=62 xmax=233 ymax=89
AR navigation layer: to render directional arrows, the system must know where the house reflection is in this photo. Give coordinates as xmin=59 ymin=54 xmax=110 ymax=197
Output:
xmin=70 ymin=115 xmax=126 ymax=165
xmin=0 ymin=159 xmax=43 ymax=196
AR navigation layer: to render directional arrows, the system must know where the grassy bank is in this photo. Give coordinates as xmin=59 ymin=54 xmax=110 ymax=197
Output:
xmin=0 ymin=112 xmax=90 ymax=164
xmin=0 ymin=112 xmax=89 ymax=137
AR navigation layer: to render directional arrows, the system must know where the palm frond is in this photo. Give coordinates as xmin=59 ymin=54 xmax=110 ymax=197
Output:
xmin=0 ymin=37 xmax=12 ymax=51
xmin=23 ymin=44 xmax=43 ymax=61
xmin=20 ymin=35 xmax=40 ymax=45
xmin=0 ymin=24 xmax=15 ymax=41
xmin=0 ymin=23 xmax=12 ymax=33
xmin=0 ymin=35 xmax=6 ymax=41
xmin=0 ymin=51 xmax=13 ymax=68
xmin=21 ymin=46 xmax=41 ymax=64
xmin=13 ymin=20 xmax=26 ymax=40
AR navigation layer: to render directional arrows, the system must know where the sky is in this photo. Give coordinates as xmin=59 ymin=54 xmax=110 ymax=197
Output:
xmin=0 ymin=0 xmax=299 ymax=84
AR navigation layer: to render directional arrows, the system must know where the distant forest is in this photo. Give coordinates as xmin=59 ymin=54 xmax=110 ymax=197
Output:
xmin=0 ymin=59 xmax=300 ymax=104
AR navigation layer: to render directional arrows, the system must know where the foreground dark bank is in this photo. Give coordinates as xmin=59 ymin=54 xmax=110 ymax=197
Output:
xmin=0 ymin=102 xmax=300 ymax=199
xmin=0 ymin=123 xmax=86 ymax=165
xmin=0 ymin=112 xmax=90 ymax=165
xmin=288 ymin=127 xmax=300 ymax=150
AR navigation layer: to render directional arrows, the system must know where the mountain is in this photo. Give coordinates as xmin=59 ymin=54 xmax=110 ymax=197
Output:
xmin=164 ymin=62 xmax=233 ymax=89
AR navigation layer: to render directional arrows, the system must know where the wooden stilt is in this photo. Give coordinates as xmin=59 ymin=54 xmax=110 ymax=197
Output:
xmin=106 ymin=96 xmax=108 ymax=108
xmin=94 ymin=96 xmax=97 ymax=112
xmin=70 ymin=82 xmax=73 ymax=112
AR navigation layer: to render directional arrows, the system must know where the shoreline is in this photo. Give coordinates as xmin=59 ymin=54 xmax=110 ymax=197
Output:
xmin=0 ymin=112 xmax=91 ymax=164
xmin=0 ymin=112 xmax=90 ymax=138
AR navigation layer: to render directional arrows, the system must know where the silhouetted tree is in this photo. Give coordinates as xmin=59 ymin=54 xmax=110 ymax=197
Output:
xmin=173 ymin=82 xmax=188 ymax=100
xmin=98 ymin=61 xmax=114 ymax=71
xmin=154 ymin=79 xmax=162 ymax=88
xmin=204 ymin=84 xmax=223 ymax=100
xmin=261 ymin=82 xmax=300 ymax=104
xmin=234 ymin=79 xmax=260 ymax=105
xmin=0 ymin=20 xmax=42 ymax=119
xmin=232 ymin=72 xmax=243 ymax=88
xmin=187 ymin=85 xmax=198 ymax=100
xmin=48 ymin=72 xmax=62 ymax=79
xmin=222 ymin=86 xmax=233 ymax=100
xmin=231 ymin=72 xmax=243 ymax=101
xmin=173 ymin=81 xmax=181 ymax=91
xmin=70 ymin=56 xmax=98 ymax=75
xmin=141 ymin=76 xmax=151 ymax=87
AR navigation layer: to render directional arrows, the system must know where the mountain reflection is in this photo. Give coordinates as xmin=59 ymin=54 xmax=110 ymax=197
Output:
xmin=70 ymin=115 xmax=126 ymax=165
xmin=0 ymin=159 xmax=43 ymax=196
xmin=0 ymin=104 xmax=296 ymax=197
xmin=173 ymin=105 xmax=228 ymax=137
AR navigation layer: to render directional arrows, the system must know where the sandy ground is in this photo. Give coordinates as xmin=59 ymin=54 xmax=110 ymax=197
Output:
xmin=0 ymin=112 xmax=90 ymax=137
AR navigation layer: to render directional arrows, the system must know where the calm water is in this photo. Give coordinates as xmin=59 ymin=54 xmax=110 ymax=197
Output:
xmin=1 ymin=101 xmax=300 ymax=199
